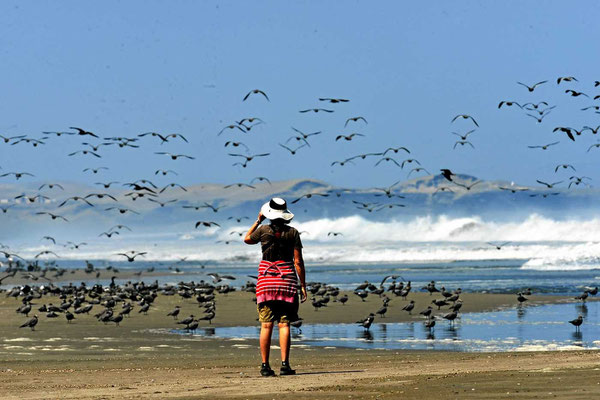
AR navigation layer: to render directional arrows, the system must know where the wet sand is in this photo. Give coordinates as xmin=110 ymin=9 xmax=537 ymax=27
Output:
xmin=1 ymin=291 xmax=598 ymax=398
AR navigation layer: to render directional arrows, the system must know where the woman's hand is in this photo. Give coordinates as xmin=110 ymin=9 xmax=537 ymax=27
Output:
xmin=257 ymin=211 xmax=266 ymax=223
xmin=300 ymin=285 xmax=307 ymax=303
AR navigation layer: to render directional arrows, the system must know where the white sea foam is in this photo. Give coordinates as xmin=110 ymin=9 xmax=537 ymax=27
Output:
xmin=10 ymin=214 xmax=600 ymax=269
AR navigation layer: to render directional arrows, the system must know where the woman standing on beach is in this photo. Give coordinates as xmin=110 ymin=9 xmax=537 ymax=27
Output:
xmin=244 ymin=197 xmax=307 ymax=376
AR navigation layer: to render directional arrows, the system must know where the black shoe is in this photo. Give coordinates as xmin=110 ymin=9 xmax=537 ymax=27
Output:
xmin=280 ymin=364 xmax=296 ymax=376
xmin=260 ymin=365 xmax=275 ymax=377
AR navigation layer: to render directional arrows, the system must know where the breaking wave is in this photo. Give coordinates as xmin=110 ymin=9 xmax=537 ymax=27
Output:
xmin=8 ymin=214 xmax=600 ymax=270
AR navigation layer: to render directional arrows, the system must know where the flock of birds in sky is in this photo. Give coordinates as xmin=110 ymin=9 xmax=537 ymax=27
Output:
xmin=2 ymin=78 xmax=600 ymax=338
xmin=1 ymin=77 xmax=600 ymax=262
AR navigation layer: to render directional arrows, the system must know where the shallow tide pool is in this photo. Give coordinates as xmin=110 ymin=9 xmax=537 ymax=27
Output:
xmin=172 ymin=301 xmax=600 ymax=352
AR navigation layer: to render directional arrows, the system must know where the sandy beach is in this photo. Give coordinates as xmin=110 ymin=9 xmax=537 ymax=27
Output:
xmin=2 ymin=290 xmax=599 ymax=399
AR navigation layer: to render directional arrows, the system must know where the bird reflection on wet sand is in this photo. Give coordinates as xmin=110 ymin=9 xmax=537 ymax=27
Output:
xmin=360 ymin=330 xmax=374 ymax=342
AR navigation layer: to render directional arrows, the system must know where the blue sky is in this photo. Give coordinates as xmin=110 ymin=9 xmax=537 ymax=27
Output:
xmin=1 ymin=1 xmax=600 ymax=189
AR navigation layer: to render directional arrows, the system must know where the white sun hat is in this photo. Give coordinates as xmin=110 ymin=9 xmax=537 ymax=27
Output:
xmin=260 ymin=197 xmax=294 ymax=221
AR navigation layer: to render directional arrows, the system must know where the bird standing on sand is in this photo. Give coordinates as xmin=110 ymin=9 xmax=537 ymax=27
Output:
xmin=432 ymin=299 xmax=448 ymax=310
xmin=167 ymin=306 xmax=181 ymax=320
xmin=339 ymin=294 xmax=348 ymax=305
xmin=65 ymin=311 xmax=75 ymax=323
xmin=20 ymin=315 xmax=38 ymax=331
xmin=419 ymin=306 xmax=433 ymax=317
xmin=376 ymin=305 xmax=387 ymax=318
xmin=177 ymin=315 xmax=195 ymax=326
xmin=402 ymin=300 xmax=415 ymax=315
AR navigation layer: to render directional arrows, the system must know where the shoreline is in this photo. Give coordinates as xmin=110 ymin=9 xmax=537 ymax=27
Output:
xmin=1 ymin=288 xmax=599 ymax=398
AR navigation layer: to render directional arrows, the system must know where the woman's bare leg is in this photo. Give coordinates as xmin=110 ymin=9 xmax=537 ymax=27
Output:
xmin=278 ymin=322 xmax=291 ymax=362
xmin=260 ymin=322 xmax=274 ymax=363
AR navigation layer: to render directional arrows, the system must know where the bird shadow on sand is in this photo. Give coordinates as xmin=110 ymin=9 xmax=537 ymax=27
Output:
xmin=295 ymin=369 xmax=365 ymax=376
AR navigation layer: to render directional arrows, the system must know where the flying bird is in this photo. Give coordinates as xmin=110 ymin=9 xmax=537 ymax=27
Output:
xmin=58 ymin=197 xmax=94 ymax=208
xmin=38 ymin=183 xmax=64 ymax=191
xmin=250 ymin=176 xmax=271 ymax=185
xmin=218 ymin=124 xmax=246 ymax=136
xmin=291 ymin=193 xmax=329 ymax=204
xmin=498 ymin=186 xmax=529 ymax=193
xmin=440 ymin=169 xmax=455 ymax=181
xmin=522 ymin=101 xmax=549 ymax=110
xmin=299 ymin=108 xmax=334 ymax=113
xmin=223 ymin=183 xmax=255 ymax=189
xmin=335 ymin=133 xmax=364 ymax=141
xmin=557 ymin=76 xmax=578 ymax=84
xmin=454 ymin=180 xmax=482 ymax=191
xmin=375 ymin=203 xmax=406 ymax=211
xmin=451 ymin=114 xmax=479 ymax=127
xmin=116 ymin=251 xmax=147 ymax=262
xmin=154 ymin=152 xmax=195 ymax=160
xmin=407 ymin=167 xmax=430 ymax=177
xmin=373 ymin=181 xmax=404 ymax=198
xmin=35 ymin=212 xmax=69 ymax=222
xmin=85 ymin=193 xmax=118 ymax=201
xmin=331 ymin=159 xmax=355 ymax=167
xmin=224 ymin=141 xmax=250 ymax=151
xmin=195 ymin=221 xmax=221 ymax=228
xmin=536 ymin=180 xmax=562 ymax=189
xmin=83 ymin=167 xmax=109 ymax=174
xmin=0 ymin=172 xmax=34 ymax=180
xmin=382 ymin=147 xmax=410 ymax=156
xmin=487 ymin=241 xmax=511 ymax=250
xmin=105 ymin=207 xmax=139 ymax=215
xmin=587 ymin=144 xmax=600 ymax=152
xmin=565 ymin=89 xmax=588 ymax=98
xmin=451 ymin=130 xmax=475 ymax=141
xmin=155 ymin=169 xmax=178 ymax=176
xmin=528 ymin=142 xmax=560 ymax=150
xmin=228 ymin=153 xmax=270 ymax=162
xmin=159 ymin=183 xmax=187 ymax=193
xmin=553 ymin=127 xmax=576 ymax=141
xmin=148 ymin=198 xmax=178 ymax=207
xmin=319 ymin=98 xmax=349 ymax=103
xmin=516 ymin=80 xmax=547 ymax=92
xmin=279 ymin=143 xmax=307 ymax=155
xmin=69 ymin=127 xmax=99 ymax=138
xmin=344 ymin=116 xmax=368 ymax=127
xmin=568 ymin=176 xmax=591 ymax=188
xmin=498 ymin=101 xmax=522 ymax=109
xmin=243 ymin=89 xmax=269 ymax=101
xmin=454 ymin=140 xmax=474 ymax=149
xmin=138 ymin=132 xmax=168 ymax=143
xmin=375 ymin=157 xmax=401 ymax=167
xmin=0 ymin=134 xmax=26 ymax=143
xmin=526 ymin=112 xmax=552 ymax=123
xmin=68 ymin=150 xmax=101 ymax=158
xmin=555 ymin=164 xmax=576 ymax=173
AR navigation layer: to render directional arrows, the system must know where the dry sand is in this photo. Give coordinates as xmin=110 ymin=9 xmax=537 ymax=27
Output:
xmin=1 ymin=290 xmax=599 ymax=399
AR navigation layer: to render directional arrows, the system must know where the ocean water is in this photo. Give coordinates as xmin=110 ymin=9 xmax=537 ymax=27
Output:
xmin=171 ymin=301 xmax=600 ymax=352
